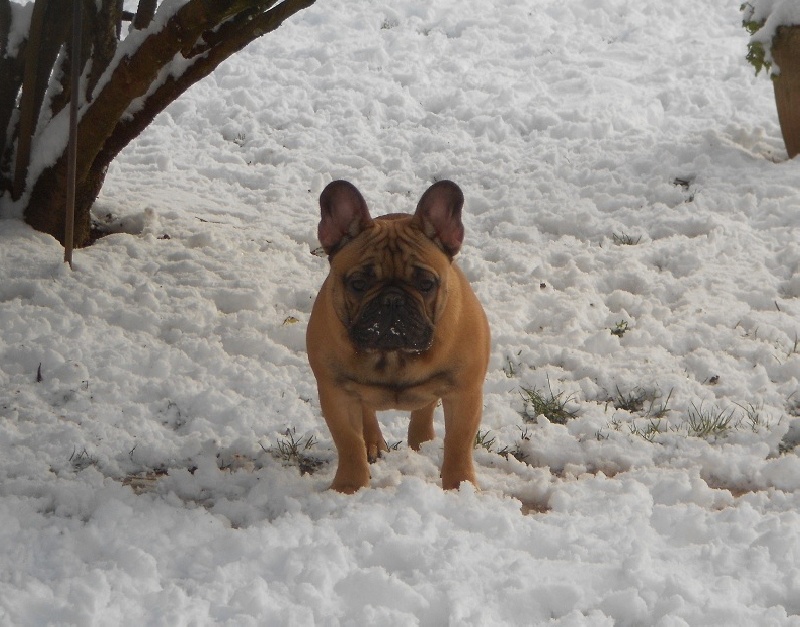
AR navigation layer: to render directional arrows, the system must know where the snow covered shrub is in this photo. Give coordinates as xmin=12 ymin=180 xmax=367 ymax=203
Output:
xmin=0 ymin=0 xmax=315 ymax=247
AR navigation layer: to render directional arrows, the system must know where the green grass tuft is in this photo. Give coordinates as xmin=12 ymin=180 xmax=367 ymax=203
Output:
xmin=686 ymin=402 xmax=737 ymax=438
xmin=628 ymin=418 xmax=665 ymax=442
xmin=474 ymin=429 xmax=497 ymax=452
xmin=611 ymin=320 xmax=630 ymax=337
xmin=520 ymin=377 xmax=579 ymax=425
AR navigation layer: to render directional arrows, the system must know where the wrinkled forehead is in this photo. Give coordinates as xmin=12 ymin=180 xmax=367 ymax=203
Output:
xmin=335 ymin=217 xmax=446 ymax=278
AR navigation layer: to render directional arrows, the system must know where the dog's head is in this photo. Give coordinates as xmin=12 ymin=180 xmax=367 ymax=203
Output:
xmin=317 ymin=180 xmax=465 ymax=353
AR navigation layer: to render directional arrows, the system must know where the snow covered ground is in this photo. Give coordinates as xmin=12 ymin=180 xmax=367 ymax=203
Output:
xmin=2 ymin=0 xmax=800 ymax=623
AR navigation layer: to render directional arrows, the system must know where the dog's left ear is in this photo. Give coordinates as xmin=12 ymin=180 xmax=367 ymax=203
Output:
xmin=413 ymin=180 xmax=465 ymax=258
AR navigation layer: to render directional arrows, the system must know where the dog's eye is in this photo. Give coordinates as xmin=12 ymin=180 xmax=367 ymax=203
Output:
xmin=416 ymin=278 xmax=436 ymax=293
xmin=348 ymin=277 xmax=369 ymax=293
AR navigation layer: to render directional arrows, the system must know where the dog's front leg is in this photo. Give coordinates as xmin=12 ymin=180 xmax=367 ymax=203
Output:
xmin=440 ymin=390 xmax=483 ymax=490
xmin=317 ymin=384 xmax=371 ymax=493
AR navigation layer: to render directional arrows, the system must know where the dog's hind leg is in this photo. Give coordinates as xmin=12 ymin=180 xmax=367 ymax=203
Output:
xmin=408 ymin=400 xmax=437 ymax=451
xmin=362 ymin=407 xmax=388 ymax=463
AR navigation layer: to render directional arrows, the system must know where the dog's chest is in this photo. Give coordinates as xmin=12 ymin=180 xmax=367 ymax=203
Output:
xmin=341 ymin=351 xmax=455 ymax=410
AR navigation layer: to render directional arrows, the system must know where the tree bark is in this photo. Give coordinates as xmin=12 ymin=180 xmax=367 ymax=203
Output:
xmin=0 ymin=0 xmax=23 ymax=193
xmin=772 ymin=26 xmax=800 ymax=159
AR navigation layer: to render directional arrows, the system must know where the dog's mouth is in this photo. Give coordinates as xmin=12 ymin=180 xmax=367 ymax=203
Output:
xmin=349 ymin=288 xmax=434 ymax=353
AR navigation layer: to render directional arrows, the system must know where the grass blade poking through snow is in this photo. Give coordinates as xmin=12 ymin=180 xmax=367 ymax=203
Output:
xmin=267 ymin=429 xmax=323 ymax=476
xmin=686 ymin=403 xmax=737 ymax=438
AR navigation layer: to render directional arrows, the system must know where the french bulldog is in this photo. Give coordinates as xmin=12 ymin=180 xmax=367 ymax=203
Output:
xmin=306 ymin=180 xmax=490 ymax=493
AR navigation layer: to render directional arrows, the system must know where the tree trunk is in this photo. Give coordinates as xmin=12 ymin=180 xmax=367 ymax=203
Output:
xmin=772 ymin=26 xmax=800 ymax=159
xmin=24 ymin=155 xmax=105 ymax=247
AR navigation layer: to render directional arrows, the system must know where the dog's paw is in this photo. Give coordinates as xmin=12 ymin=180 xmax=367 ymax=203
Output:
xmin=440 ymin=462 xmax=478 ymax=491
xmin=366 ymin=438 xmax=389 ymax=464
xmin=330 ymin=476 xmax=370 ymax=494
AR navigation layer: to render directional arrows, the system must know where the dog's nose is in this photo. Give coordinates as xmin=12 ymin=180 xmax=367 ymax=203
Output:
xmin=381 ymin=289 xmax=405 ymax=310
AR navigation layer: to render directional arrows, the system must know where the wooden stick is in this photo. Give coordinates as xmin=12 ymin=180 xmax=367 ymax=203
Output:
xmin=64 ymin=0 xmax=81 ymax=266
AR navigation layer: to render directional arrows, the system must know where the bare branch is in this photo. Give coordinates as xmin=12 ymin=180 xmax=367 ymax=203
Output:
xmin=78 ymin=0 xmax=313 ymax=185
xmin=133 ymin=0 xmax=157 ymax=30
xmin=197 ymin=0 xmax=314 ymax=55
xmin=98 ymin=0 xmax=316 ymax=170
xmin=87 ymin=1 xmax=122 ymax=98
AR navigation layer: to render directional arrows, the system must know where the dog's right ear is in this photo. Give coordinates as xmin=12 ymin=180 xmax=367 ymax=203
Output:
xmin=318 ymin=181 xmax=374 ymax=257
xmin=412 ymin=180 xmax=465 ymax=258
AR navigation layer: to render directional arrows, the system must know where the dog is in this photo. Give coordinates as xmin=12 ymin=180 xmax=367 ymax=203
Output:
xmin=306 ymin=180 xmax=490 ymax=493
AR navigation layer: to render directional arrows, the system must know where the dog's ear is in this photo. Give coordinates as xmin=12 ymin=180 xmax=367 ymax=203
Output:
xmin=413 ymin=180 xmax=465 ymax=257
xmin=318 ymin=181 xmax=374 ymax=257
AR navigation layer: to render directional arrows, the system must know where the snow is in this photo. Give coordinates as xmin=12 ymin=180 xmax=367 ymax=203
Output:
xmin=1 ymin=0 xmax=800 ymax=623
xmin=3 ymin=2 xmax=33 ymax=57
